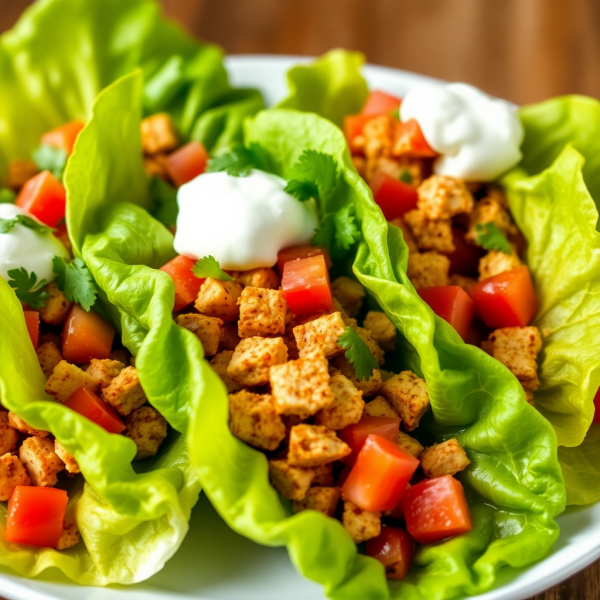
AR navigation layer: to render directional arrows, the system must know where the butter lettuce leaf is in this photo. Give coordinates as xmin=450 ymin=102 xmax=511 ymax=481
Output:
xmin=190 ymin=108 xmax=564 ymax=600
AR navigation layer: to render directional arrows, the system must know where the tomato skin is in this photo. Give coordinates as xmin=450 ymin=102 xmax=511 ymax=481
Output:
xmin=159 ymin=255 xmax=203 ymax=311
xmin=16 ymin=171 xmax=66 ymax=228
xmin=344 ymin=114 xmax=374 ymax=154
xmin=23 ymin=311 xmax=40 ymax=349
xmin=41 ymin=120 xmax=85 ymax=155
xmin=370 ymin=171 xmax=418 ymax=221
xmin=6 ymin=486 xmax=68 ymax=548
xmin=65 ymin=387 xmax=125 ymax=434
xmin=366 ymin=526 xmax=414 ymax=580
xmin=361 ymin=91 xmax=402 ymax=116
xmin=281 ymin=254 xmax=334 ymax=316
xmin=342 ymin=434 xmax=420 ymax=512
xmin=339 ymin=416 xmax=401 ymax=465
xmin=165 ymin=141 xmax=208 ymax=187
xmin=469 ymin=266 xmax=538 ymax=328
xmin=276 ymin=244 xmax=332 ymax=275
xmin=394 ymin=119 xmax=437 ymax=158
xmin=62 ymin=305 xmax=115 ymax=364
xmin=418 ymin=286 xmax=475 ymax=340
xmin=593 ymin=388 xmax=600 ymax=424
xmin=401 ymin=475 xmax=472 ymax=544
xmin=446 ymin=229 xmax=483 ymax=277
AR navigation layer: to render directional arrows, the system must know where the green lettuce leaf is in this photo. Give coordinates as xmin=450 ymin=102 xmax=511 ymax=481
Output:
xmin=277 ymin=49 xmax=369 ymax=127
xmin=190 ymin=109 xmax=565 ymax=600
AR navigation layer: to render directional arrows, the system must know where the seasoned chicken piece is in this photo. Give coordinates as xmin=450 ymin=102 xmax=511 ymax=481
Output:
xmin=195 ymin=277 xmax=243 ymax=323
xmin=407 ymin=252 xmax=450 ymax=290
xmin=85 ymin=358 xmax=125 ymax=390
xmin=363 ymin=311 xmax=397 ymax=353
xmin=420 ymin=438 xmax=470 ymax=478
xmin=38 ymin=282 xmax=72 ymax=326
xmin=45 ymin=361 xmax=100 ymax=403
xmin=0 ymin=412 xmax=19 ymax=455
xmin=238 ymin=287 xmax=287 ymax=338
xmin=381 ymin=371 xmax=430 ymax=431
xmin=56 ymin=515 xmax=80 ymax=550
xmin=8 ymin=412 xmax=49 ymax=438
xmin=389 ymin=217 xmax=419 ymax=254
xmin=219 ymin=323 xmax=241 ymax=352
xmin=416 ymin=175 xmax=474 ymax=220
xmin=293 ymin=486 xmax=341 ymax=517
xmin=8 ymin=159 xmax=38 ymax=190
xmin=268 ymin=459 xmax=314 ymax=500
xmin=125 ymin=406 xmax=168 ymax=460
xmin=0 ymin=453 xmax=31 ymax=501
xmin=102 ymin=366 xmax=147 ymax=416
xmin=141 ymin=113 xmax=179 ymax=155
xmin=311 ymin=463 xmax=334 ymax=487
xmin=404 ymin=209 xmax=455 ymax=254
xmin=54 ymin=440 xmax=80 ymax=474
xmin=176 ymin=313 xmax=223 ymax=357
xmin=288 ymin=424 xmax=351 ymax=467
xmin=228 ymin=390 xmax=286 ymax=451
xmin=364 ymin=396 xmax=400 ymax=419
xmin=209 ymin=351 xmax=242 ymax=394
xmin=332 ymin=355 xmax=383 ymax=397
xmin=478 ymin=250 xmax=521 ymax=280
xmin=227 ymin=336 xmax=288 ymax=387
xmin=233 ymin=268 xmax=280 ymax=290
xmin=449 ymin=274 xmax=477 ymax=293
xmin=397 ymin=431 xmax=424 ymax=458
xmin=315 ymin=371 xmax=364 ymax=430
xmin=362 ymin=115 xmax=394 ymax=159
xmin=294 ymin=312 xmax=347 ymax=359
xmin=36 ymin=342 xmax=64 ymax=378
xmin=342 ymin=500 xmax=381 ymax=543
xmin=19 ymin=436 xmax=64 ymax=487
xmin=331 ymin=277 xmax=365 ymax=318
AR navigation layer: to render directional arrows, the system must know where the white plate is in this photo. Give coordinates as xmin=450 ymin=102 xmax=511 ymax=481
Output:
xmin=2 ymin=55 xmax=599 ymax=600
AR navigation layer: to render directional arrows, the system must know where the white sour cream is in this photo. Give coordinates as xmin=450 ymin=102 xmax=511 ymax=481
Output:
xmin=174 ymin=169 xmax=319 ymax=270
xmin=0 ymin=204 xmax=69 ymax=283
xmin=400 ymin=83 xmax=524 ymax=181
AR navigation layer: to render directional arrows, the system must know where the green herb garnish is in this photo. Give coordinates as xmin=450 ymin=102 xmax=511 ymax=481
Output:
xmin=474 ymin=222 xmax=512 ymax=254
xmin=32 ymin=144 xmax=67 ymax=180
xmin=7 ymin=268 xmax=49 ymax=308
xmin=192 ymin=256 xmax=234 ymax=281
xmin=53 ymin=256 xmax=97 ymax=311
xmin=284 ymin=150 xmax=338 ymax=202
xmin=0 ymin=215 xmax=55 ymax=235
xmin=338 ymin=326 xmax=379 ymax=381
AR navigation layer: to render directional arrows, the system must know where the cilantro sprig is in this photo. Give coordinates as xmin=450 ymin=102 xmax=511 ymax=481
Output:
xmin=53 ymin=256 xmax=97 ymax=311
xmin=206 ymin=143 xmax=269 ymax=177
xmin=192 ymin=256 xmax=234 ymax=281
xmin=474 ymin=222 xmax=512 ymax=254
xmin=7 ymin=268 xmax=49 ymax=308
xmin=338 ymin=326 xmax=379 ymax=381
xmin=312 ymin=204 xmax=360 ymax=259
xmin=32 ymin=144 xmax=67 ymax=180
xmin=284 ymin=150 xmax=338 ymax=202
xmin=0 ymin=214 xmax=55 ymax=235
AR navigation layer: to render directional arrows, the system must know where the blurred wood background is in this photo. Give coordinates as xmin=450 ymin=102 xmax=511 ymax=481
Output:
xmin=1 ymin=1 xmax=599 ymax=599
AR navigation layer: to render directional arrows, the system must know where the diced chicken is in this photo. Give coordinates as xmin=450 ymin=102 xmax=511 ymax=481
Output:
xmin=332 ymin=355 xmax=383 ymax=397
xmin=342 ymin=499 xmax=381 ymax=543
xmin=54 ymin=440 xmax=80 ymax=474
xmin=85 ymin=358 xmax=125 ymax=390
xmin=294 ymin=312 xmax=347 ymax=359
xmin=416 ymin=175 xmax=474 ymax=220
xmin=101 ymin=366 xmax=147 ymax=416
xmin=293 ymin=486 xmax=341 ymax=517
xmin=331 ymin=277 xmax=365 ymax=318
xmin=363 ymin=311 xmax=397 ymax=353
xmin=312 ymin=463 xmax=334 ymax=487
xmin=227 ymin=336 xmax=288 ymax=387
xmin=8 ymin=412 xmax=49 ymax=438
xmin=209 ymin=351 xmax=242 ymax=394
xmin=233 ymin=268 xmax=280 ymax=290
xmin=389 ymin=217 xmax=419 ymax=254
xmin=404 ymin=209 xmax=455 ymax=253
xmin=397 ymin=431 xmax=424 ymax=458
xmin=315 ymin=371 xmax=364 ymax=430
xmin=176 ymin=313 xmax=223 ymax=357
xmin=195 ymin=277 xmax=243 ymax=323
xmin=0 ymin=412 xmax=19 ymax=455
xmin=362 ymin=115 xmax=394 ymax=159
xmin=45 ymin=361 xmax=100 ymax=403
xmin=38 ymin=282 xmax=72 ymax=326
xmin=36 ymin=342 xmax=64 ymax=378
xmin=0 ymin=453 xmax=31 ymax=501
xmin=407 ymin=252 xmax=450 ymax=290
xmin=125 ymin=406 xmax=168 ymax=460
xmin=288 ymin=424 xmax=351 ymax=467
xmin=238 ymin=287 xmax=287 ymax=338
xmin=268 ymin=459 xmax=314 ymax=500
xmin=56 ymin=515 xmax=80 ymax=550
xmin=228 ymin=390 xmax=286 ymax=451
xmin=19 ymin=436 xmax=64 ymax=487
xmin=478 ymin=250 xmax=521 ymax=280
xmin=449 ymin=274 xmax=477 ymax=293
xmin=381 ymin=371 xmax=430 ymax=431
xmin=364 ymin=396 xmax=400 ymax=419
xmin=420 ymin=438 xmax=470 ymax=478
xmin=219 ymin=323 xmax=241 ymax=352
xmin=141 ymin=113 xmax=179 ymax=155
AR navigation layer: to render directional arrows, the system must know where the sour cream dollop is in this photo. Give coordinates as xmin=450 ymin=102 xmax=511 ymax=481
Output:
xmin=174 ymin=169 xmax=319 ymax=270
xmin=400 ymin=83 xmax=523 ymax=181
xmin=0 ymin=204 xmax=69 ymax=283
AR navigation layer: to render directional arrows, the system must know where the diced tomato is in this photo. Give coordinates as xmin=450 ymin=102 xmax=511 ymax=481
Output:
xmin=6 ymin=486 xmax=68 ymax=548
xmin=393 ymin=119 xmax=437 ymax=158
xmin=165 ymin=141 xmax=208 ymax=187
xmin=446 ymin=229 xmax=483 ymax=277
xmin=344 ymin=114 xmax=374 ymax=154
xmin=370 ymin=171 xmax=418 ymax=221
xmin=159 ymin=255 xmax=203 ymax=311
xmin=16 ymin=171 xmax=66 ymax=228
xmin=41 ymin=120 xmax=85 ymax=155
xmin=62 ymin=305 xmax=115 ymax=364
xmin=418 ymin=286 xmax=475 ymax=341
xmin=469 ymin=266 xmax=538 ymax=328
xmin=401 ymin=475 xmax=472 ymax=544
xmin=23 ymin=311 xmax=40 ymax=349
xmin=339 ymin=416 xmax=401 ymax=465
xmin=342 ymin=434 xmax=419 ymax=512
xmin=366 ymin=526 xmax=414 ymax=580
xmin=361 ymin=91 xmax=402 ymax=116
xmin=277 ymin=245 xmax=332 ymax=274
xmin=593 ymin=388 xmax=600 ymax=424
xmin=65 ymin=387 xmax=125 ymax=434
xmin=281 ymin=254 xmax=334 ymax=315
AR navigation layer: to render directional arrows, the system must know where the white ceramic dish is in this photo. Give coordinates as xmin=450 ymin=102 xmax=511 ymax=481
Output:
xmin=1 ymin=55 xmax=598 ymax=600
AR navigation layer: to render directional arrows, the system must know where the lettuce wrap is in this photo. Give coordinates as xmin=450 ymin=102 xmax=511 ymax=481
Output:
xmin=281 ymin=53 xmax=600 ymax=507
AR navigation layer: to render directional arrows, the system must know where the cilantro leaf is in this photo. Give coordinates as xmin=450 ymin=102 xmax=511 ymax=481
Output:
xmin=312 ymin=204 xmax=361 ymax=259
xmin=192 ymin=256 xmax=234 ymax=281
xmin=285 ymin=150 xmax=338 ymax=203
xmin=399 ymin=169 xmax=413 ymax=184
xmin=7 ymin=268 xmax=49 ymax=308
xmin=53 ymin=256 xmax=98 ymax=311
xmin=338 ymin=326 xmax=379 ymax=381
xmin=0 ymin=215 xmax=55 ymax=235
xmin=474 ymin=222 xmax=512 ymax=254
xmin=206 ymin=143 xmax=269 ymax=177
xmin=283 ymin=179 xmax=318 ymax=202
xmin=0 ymin=188 xmax=16 ymax=204
xmin=32 ymin=144 xmax=67 ymax=180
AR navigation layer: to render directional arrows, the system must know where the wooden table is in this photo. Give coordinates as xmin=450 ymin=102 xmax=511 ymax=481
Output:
xmin=1 ymin=1 xmax=599 ymax=598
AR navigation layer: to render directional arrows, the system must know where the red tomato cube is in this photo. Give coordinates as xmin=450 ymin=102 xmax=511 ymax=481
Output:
xmin=165 ymin=141 xmax=208 ymax=187
xmin=344 ymin=114 xmax=374 ymax=154
xmin=342 ymin=434 xmax=420 ymax=512
xmin=41 ymin=120 xmax=85 ymax=155
xmin=446 ymin=228 xmax=483 ymax=277
xmin=16 ymin=170 xmax=66 ymax=228
xmin=281 ymin=254 xmax=334 ymax=315
xmin=276 ymin=244 xmax=332 ymax=275
xmin=393 ymin=119 xmax=437 ymax=158
xmin=418 ymin=285 xmax=475 ymax=341
xmin=366 ymin=526 xmax=414 ymax=579
xmin=6 ymin=486 xmax=68 ymax=548
xmin=370 ymin=171 xmax=418 ymax=221
xmin=65 ymin=387 xmax=125 ymax=434
xmin=401 ymin=475 xmax=473 ymax=544
xmin=339 ymin=415 xmax=401 ymax=465
xmin=361 ymin=91 xmax=402 ymax=116
xmin=159 ymin=254 xmax=203 ymax=311
xmin=469 ymin=266 xmax=538 ymax=328
xmin=62 ymin=305 xmax=115 ymax=364
xmin=23 ymin=311 xmax=40 ymax=349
